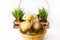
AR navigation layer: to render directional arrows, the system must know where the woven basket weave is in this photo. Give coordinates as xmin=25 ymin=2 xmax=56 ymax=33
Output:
xmin=19 ymin=28 xmax=46 ymax=40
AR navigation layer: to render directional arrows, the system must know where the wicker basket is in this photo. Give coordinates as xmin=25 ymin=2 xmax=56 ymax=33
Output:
xmin=17 ymin=0 xmax=49 ymax=40
xmin=19 ymin=28 xmax=46 ymax=40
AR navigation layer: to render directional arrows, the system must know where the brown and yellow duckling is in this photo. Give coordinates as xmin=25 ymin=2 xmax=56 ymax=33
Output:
xmin=20 ymin=14 xmax=34 ymax=33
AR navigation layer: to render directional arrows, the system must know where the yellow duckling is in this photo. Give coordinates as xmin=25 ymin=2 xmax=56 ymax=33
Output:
xmin=20 ymin=14 xmax=34 ymax=33
xmin=33 ymin=17 xmax=41 ymax=31
xmin=26 ymin=14 xmax=34 ymax=21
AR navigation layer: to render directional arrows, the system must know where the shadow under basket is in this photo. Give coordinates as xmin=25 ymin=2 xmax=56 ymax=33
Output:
xmin=19 ymin=28 xmax=46 ymax=40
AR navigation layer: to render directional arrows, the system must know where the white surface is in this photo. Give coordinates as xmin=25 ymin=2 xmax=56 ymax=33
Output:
xmin=0 ymin=0 xmax=60 ymax=40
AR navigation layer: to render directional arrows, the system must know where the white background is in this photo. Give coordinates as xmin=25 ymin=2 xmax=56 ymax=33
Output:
xmin=0 ymin=0 xmax=60 ymax=40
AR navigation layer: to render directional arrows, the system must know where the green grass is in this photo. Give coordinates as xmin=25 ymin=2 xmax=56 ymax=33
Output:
xmin=12 ymin=9 xmax=24 ymax=20
xmin=39 ymin=8 xmax=48 ymax=20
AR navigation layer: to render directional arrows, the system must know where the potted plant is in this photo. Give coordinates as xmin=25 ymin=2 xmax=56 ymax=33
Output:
xmin=12 ymin=9 xmax=24 ymax=28
xmin=39 ymin=8 xmax=49 ymax=28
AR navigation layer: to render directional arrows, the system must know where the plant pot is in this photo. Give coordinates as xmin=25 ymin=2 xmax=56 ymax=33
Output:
xmin=14 ymin=20 xmax=25 ymax=28
xmin=19 ymin=28 xmax=46 ymax=40
xmin=40 ymin=20 xmax=49 ymax=29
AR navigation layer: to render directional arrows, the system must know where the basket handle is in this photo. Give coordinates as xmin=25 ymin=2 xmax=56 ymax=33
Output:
xmin=18 ymin=0 xmax=22 ymax=9
xmin=17 ymin=0 xmax=50 ymax=28
xmin=18 ymin=0 xmax=50 ymax=13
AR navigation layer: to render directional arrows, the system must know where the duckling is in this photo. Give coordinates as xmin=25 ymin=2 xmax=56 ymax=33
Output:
xmin=33 ymin=17 xmax=41 ymax=31
xmin=26 ymin=14 xmax=34 ymax=21
xmin=20 ymin=14 xmax=34 ymax=33
xmin=20 ymin=21 xmax=32 ymax=33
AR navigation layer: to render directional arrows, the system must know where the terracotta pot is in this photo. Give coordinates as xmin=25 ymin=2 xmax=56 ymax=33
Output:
xmin=19 ymin=28 xmax=46 ymax=40
xmin=40 ymin=20 xmax=49 ymax=29
xmin=13 ymin=20 xmax=25 ymax=28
